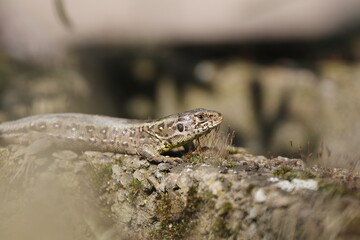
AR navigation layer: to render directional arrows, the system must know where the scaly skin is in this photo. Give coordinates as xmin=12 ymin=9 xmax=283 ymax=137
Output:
xmin=0 ymin=108 xmax=223 ymax=162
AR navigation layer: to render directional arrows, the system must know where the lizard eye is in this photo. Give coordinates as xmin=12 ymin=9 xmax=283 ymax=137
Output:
xmin=197 ymin=114 xmax=205 ymax=122
xmin=177 ymin=123 xmax=184 ymax=132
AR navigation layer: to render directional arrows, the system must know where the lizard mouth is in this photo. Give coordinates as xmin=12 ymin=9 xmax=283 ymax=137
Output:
xmin=210 ymin=113 xmax=223 ymax=129
xmin=197 ymin=113 xmax=223 ymax=136
xmin=214 ymin=114 xmax=223 ymax=126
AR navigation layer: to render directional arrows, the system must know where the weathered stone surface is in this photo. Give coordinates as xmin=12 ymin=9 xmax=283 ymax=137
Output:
xmin=0 ymin=145 xmax=360 ymax=240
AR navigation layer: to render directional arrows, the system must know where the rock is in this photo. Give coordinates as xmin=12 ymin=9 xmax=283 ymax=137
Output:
xmin=157 ymin=162 xmax=172 ymax=171
xmin=248 ymin=207 xmax=258 ymax=219
xmin=275 ymin=179 xmax=318 ymax=192
xmin=133 ymin=169 xmax=152 ymax=190
xmin=254 ymin=189 xmax=267 ymax=203
xmin=268 ymin=192 xmax=293 ymax=208
xmin=1 ymin=145 xmax=360 ymax=240
xmin=118 ymin=173 xmax=133 ymax=188
xmin=111 ymin=164 xmax=123 ymax=179
xmin=292 ymin=179 xmax=318 ymax=191
xmin=276 ymin=180 xmax=295 ymax=192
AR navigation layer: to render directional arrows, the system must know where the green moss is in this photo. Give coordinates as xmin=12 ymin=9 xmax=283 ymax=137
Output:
xmin=273 ymin=166 xmax=316 ymax=181
xmin=212 ymin=202 xmax=234 ymax=238
xmin=219 ymin=202 xmax=232 ymax=215
xmin=284 ymin=173 xmax=299 ymax=181
xmin=149 ymin=186 xmax=209 ymax=240
xmin=88 ymin=163 xmax=115 ymax=216
xmin=213 ymin=218 xmax=233 ymax=238
xmin=317 ymin=180 xmax=360 ymax=200
xmin=115 ymin=156 xmax=125 ymax=165
xmin=246 ymin=184 xmax=256 ymax=195
xmin=283 ymin=170 xmax=316 ymax=181
xmin=225 ymin=161 xmax=238 ymax=168
xmin=318 ymin=181 xmax=347 ymax=197
xmin=227 ymin=148 xmax=238 ymax=154
xmin=189 ymin=155 xmax=202 ymax=165
xmin=273 ymin=166 xmax=293 ymax=176
xmin=233 ymin=229 xmax=241 ymax=235
xmin=128 ymin=178 xmax=143 ymax=202
xmin=298 ymin=170 xmax=316 ymax=179
xmin=100 ymin=163 xmax=113 ymax=174
xmin=202 ymin=190 xmax=216 ymax=200
xmin=92 ymin=163 xmax=113 ymax=193
xmin=129 ymin=178 xmax=142 ymax=190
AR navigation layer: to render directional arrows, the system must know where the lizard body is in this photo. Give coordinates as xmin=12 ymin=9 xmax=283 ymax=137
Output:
xmin=0 ymin=108 xmax=223 ymax=161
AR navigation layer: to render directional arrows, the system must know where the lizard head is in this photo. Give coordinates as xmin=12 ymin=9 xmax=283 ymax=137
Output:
xmin=155 ymin=108 xmax=223 ymax=152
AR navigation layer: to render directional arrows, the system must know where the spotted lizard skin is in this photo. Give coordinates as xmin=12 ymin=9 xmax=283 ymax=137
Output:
xmin=0 ymin=108 xmax=223 ymax=161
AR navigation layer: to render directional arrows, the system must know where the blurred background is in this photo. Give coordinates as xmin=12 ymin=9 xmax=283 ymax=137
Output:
xmin=1 ymin=0 xmax=360 ymax=168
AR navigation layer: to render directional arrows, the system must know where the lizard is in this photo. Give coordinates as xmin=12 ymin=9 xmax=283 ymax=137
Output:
xmin=0 ymin=108 xmax=223 ymax=164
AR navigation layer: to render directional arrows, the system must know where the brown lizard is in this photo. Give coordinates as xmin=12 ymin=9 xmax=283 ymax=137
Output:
xmin=0 ymin=108 xmax=223 ymax=163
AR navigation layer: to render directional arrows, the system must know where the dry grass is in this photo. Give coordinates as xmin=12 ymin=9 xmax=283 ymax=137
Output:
xmin=186 ymin=127 xmax=236 ymax=166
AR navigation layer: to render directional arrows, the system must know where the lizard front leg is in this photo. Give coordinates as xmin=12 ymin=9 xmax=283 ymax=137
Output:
xmin=137 ymin=145 xmax=182 ymax=164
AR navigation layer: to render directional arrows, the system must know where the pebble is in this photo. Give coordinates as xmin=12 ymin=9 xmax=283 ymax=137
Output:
xmin=254 ymin=189 xmax=267 ymax=203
